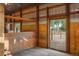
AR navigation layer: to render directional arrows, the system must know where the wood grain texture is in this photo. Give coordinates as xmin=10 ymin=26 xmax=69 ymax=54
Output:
xmin=0 ymin=4 xmax=4 ymax=56
xmin=75 ymin=22 xmax=79 ymax=55
xmin=0 ymin=43 xmax=4 ymax=56
xmin=39 ymin=24 xmax=48 ymax=48
xmin=70 ymin=22 xmax=79 ymax=55
xmin=4 ymin=32 xmax=37 ymax=55
xmin=70 ymin=22 xmax=75 ymax=55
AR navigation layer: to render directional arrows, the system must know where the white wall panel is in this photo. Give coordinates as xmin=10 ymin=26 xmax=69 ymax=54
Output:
xmin=49 ymin=6 xmax=66 ymax=15
xmin=23 ymin=12 xmax=36 ymax=18
xmin=70 ymin=3 xmax=79 ymax=12
xmin=39 ymin=10 xmax=47 ymax=17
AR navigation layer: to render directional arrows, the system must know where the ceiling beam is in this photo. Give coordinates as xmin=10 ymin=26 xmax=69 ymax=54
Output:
xmin=5 ymin=15 xmax=35 ymax=22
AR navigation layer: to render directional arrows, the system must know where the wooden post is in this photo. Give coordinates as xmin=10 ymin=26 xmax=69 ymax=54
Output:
xmin=36 ymin=5 xmax=39 ymax=46
xmin=47 ymin=7 xmax=50 ymax=48
xmin=66 ymin=3 xmax=70 ymax=53
xmin=20 ymin=6 xmax=22 ymax=32
xmin=0 ymin=4 xmax=4 ymax=56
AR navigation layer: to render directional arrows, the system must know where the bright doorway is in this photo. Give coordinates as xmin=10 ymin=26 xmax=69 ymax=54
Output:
xmin=50 ymin=19 xmax=66 ymax=51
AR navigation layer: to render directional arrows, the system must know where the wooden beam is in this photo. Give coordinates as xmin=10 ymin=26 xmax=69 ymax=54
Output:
xmin=49 ymin=13 xmax=66 ymax=19
xmin=39 ymin=3 xmax=65 ymax=11
xmin=5 ymin=15 xmax=35 ymax=22
xmin=22 ymin=10 xmax=36 ymax=15
xmin=70 ymin=11 xmax=79 ymax=14
xmin=31 ymin=13 xmax=66 ymax=20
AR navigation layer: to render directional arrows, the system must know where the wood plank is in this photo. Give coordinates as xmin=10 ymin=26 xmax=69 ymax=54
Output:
xmin=39 ymin=24 xmax=48 ymax=48
xmin=75 ymin=22 xmax=79 ymax=55
xmin=70 ymin=22 xmax=76 ymax=55
xmin=5 ymin=32 xmax=37 ymax=55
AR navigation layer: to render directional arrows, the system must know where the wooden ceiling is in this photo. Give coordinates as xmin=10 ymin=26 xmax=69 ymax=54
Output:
xmin=5 ymin=3 xmax=40 ymax=15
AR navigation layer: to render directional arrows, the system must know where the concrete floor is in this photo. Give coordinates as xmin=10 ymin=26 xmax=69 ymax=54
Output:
xmin=14 ymin=47 xmax=70 ymax=56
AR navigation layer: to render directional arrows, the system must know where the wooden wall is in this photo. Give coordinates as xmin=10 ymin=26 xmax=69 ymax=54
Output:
xmin=5 ymin=32 xmax=37 ymax=55
xmin=38 ymin=4 xmax=48 ymax=48
xmin=0 ymin=43 xmax=4 ymax=55
xmin=70 ymin=4 xmax=79 ymax=55
xmin=11 ymin=3 xmax=65 ymax=48
xmin=70 ymin=14 xmax=79 ymax=55
xmin=11 ymin=3 xmax=79 ymax=55
xmin=0 ymin=4 xmax=4 ymax=56
xmin=22 ymin=22 xmax=36 ymax=31
xmin=39 ymin=20 xmax=48 ymax=48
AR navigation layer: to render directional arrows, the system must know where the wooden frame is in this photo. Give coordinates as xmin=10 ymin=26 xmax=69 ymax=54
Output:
xmin=47 ymin=4 xmax=66 ymax=49
xmin=47 ymin=4 xmax=70 ymax=53
xmin=5 ymin=15 xmax=35 ymax=22
xmin=49 ymin=16 xmax=67 ymax=52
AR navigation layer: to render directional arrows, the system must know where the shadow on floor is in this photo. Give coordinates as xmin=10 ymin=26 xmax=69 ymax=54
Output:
xmin=13 ymin=47 xmax=70 ymax=56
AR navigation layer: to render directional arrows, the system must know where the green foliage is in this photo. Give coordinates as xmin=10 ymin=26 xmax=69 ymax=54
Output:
xmin=50 ymin=19 xmax=66 ymax=32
